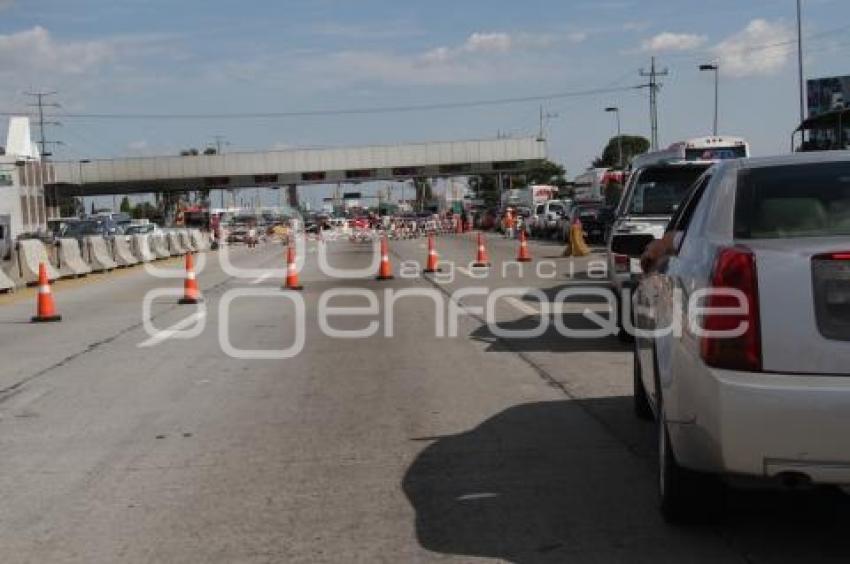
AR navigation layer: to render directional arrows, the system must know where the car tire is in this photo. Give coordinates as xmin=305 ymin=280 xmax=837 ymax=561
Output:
xmin=617 ymin=295 xmax=635 ymax=343
xmin=633 ymin=345 xmax=653 ymax=420
xmin=658 ymin=411 xmax=724 ymax=524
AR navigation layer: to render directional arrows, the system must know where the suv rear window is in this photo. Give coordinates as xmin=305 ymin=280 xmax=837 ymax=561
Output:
xmin=735 ymin=162 xmax=850 ymax=239
xmin=626 ymin=165 xmax=709 ymax=216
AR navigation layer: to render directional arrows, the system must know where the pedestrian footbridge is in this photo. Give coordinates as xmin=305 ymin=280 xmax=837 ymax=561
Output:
xmin=49 ymin=137 xmax=547 ymax=196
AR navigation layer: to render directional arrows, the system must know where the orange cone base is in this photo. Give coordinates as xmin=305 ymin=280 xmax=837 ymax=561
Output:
xmin=32 ymin=314 xmax=62 ymax=323
xmin=178 ymin=296 xmax=202 ymax=305
xmin=424 ymin=267 xmax=442 ymax=274
xmin=472 ymin=262 xmax=490 ymax=268
xmin=376 ymin=274 xmax=395 ymax=281
xmin=517 ymin=257 xmax=532 ymax=263
xmin=282 ymin=284 xmax=303 ymax=291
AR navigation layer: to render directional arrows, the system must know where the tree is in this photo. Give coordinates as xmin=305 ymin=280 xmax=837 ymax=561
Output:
xmin=605 ymin=181 xmax=624 ymax=207
xmin=593 ymin=135 xmax=650 ymax=169
xmin=468 ymin=175 xmax=499 ymax=207
xmin=180 ymin=148 xmax=200 ymax=156
xmin=59 ymin=197 xmax=82 ymax=218
xmin=203 ymin=147 xmax=217 ymax=155
xmin=413 ymin=178 xmax=433 ymax=211
xmin=131 ymin=202 xmax=159 ymax=220
xmin=119 ymin=196 xmax=132 ymax=214
xmin=523 ymin=159 xmax=567 ymax=188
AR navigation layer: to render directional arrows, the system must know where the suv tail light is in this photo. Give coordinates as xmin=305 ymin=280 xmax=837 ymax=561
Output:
xmin=700 ymin=246 xmax=762 ymax=371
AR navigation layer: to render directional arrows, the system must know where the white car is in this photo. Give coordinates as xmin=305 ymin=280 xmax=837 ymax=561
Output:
xmin=531 ymin=200 xmax=568 ymax=238
xmin=633 ymin=151 xmax=850 ymax=523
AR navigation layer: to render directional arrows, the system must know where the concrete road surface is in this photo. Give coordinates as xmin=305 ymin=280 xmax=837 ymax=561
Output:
xmin=0 ymin=235 xmax=847 ymax=563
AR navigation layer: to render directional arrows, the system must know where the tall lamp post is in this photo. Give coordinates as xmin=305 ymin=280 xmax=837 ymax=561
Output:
xmin=796 ymin=0 xmax=805 ymax=127
xmin=604 ymin=107 xmax=622 ymax=169
xmin=699 ymin=63 xmax=719 ymax=136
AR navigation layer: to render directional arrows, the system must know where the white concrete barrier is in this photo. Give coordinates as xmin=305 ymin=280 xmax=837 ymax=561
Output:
xmin=190 ymin=229 xmax=209 ymax=252
xmin=151 ymin=234 xmax=171 ymax=259
xmin=167 ymin=231 xmax=187 ymax=255
xmin=179 ymin=229 xmax=195 ymax=252
xmin=15 ymin=239 xmax=59 ymax=284
xmin=86 ymin=236 xmax=118 ymax=272
xmin=56 ymin=238 xmax=92 ymax=277
xmin=0 ymin=263 xmax=15 ymax=292
xmin=113 ymin=236 xmax=139 ymax=267
xmin=132 ymin=234 xmax=155 ymax=262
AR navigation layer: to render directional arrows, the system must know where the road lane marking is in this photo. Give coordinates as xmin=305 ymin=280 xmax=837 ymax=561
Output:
xmin=456 ymin=493 xmax=501 ymax=501
xmin=138 ymin=310 xmax=207 ymax=348
xmin=251 ymin=272 xmax=274 ymax=284
xmin=505 ymin=297 xmax=539 ymax=316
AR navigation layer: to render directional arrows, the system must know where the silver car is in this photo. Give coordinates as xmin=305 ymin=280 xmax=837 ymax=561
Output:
xmin=633 ymin=151 xmax=850 ymax=522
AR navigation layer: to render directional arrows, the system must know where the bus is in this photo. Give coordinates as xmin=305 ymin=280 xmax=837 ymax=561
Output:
xmin=630 ymin=136 xmax=750 ymax=170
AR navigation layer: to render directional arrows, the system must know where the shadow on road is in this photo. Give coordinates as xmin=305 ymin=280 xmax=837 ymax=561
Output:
xmin=402 ymin=399 xmax=850 ymax=563
xmin=469 ymin=313 xmax=629 ymax=354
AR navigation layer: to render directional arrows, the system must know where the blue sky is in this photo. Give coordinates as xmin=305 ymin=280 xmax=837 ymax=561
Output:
xmin=1 ymin=0 xmax=849 ymax=189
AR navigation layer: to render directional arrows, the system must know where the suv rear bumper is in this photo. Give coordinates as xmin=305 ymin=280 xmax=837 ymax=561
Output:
xmin=670 ymin=364 xmax=850 ymax=485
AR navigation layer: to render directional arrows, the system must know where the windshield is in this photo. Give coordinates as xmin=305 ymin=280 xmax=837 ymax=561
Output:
xmin=62 ymin=221 xmax=105 ymax=237
xmin=685 ymin=145 xmax=748 ymax=161
xmin=626 ymin=166 xmax=709 ymax=216
xmin=735 ymin=161 xmax=850 ymax=239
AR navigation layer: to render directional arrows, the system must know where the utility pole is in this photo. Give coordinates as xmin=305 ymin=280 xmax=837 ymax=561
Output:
xmin=210 ymin=135 xmax=230 ymax=154
xmin=639 ymin=57 xmax=669 ymax=151
xmin=26 ymin=90 xmax=63 ymax=220
xmin=537 ymin=105 xmax=559 ymax=141
xmin=25 ymin=90 xmax=62 ymax=158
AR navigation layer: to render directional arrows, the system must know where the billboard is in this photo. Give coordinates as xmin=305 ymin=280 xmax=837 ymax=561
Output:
xmin=807 ymin=75 xmax=850 ymax=118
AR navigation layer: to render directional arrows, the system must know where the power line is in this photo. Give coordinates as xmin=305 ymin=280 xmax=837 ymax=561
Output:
xmin=1 ymin=84 xmax=644 ymax=121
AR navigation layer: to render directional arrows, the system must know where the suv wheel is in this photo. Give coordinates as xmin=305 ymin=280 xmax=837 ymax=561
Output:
xmin=658 ymin=412 xmax=724 ymax=524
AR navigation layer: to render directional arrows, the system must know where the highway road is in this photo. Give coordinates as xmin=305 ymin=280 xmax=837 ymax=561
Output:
xmin=0 ymin=234 xmax=848 ymax=563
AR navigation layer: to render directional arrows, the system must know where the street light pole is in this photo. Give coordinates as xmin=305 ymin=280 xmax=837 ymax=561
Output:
xmin=797 ymin=0 xmax=806 ymax=127
xmin=604 ymin=107 xmax=622 ymax=169
xmin=699 ymin=64 xmax=719 ymax=135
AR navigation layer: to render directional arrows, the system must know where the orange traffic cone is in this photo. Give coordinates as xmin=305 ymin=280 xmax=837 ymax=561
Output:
xmin=283 ymin=244 xmax=303 ymax=290
xmin=31 ymin=262 xmax=61 ymax=323
xmin=472 ymin=232 xmax=490 ymax=268
xmin=376 ymin=236 xmax=394 ymax=280
xmin=424 ymin=234 xmax=441 ymax=273
xmin=178 ymin=253 xmax=202 ymax=304
xmin=517 ymin=229 xmax=532 ymax=262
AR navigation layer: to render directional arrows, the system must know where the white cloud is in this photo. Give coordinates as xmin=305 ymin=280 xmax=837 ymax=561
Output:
xmin=711 ymin=19 xmax=795 ymax=77
xmin=567 ymin=31 xmax=588 ymax=44
xmin=641 ymin=31 xmax=707 ymax=52
xmin=421 ymin=31 xmax=514 ymax=64
xmin=0 ymin=26 xmax=115 ymax=75
xmin=463 ymin=32 xmax=513 ymax=53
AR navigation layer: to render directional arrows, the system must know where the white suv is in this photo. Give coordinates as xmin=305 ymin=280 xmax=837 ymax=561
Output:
xmin=633 ymin=152 xmax=850 ymax=522
xmin=607 ymin=162 xmax=712 ymax=340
